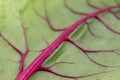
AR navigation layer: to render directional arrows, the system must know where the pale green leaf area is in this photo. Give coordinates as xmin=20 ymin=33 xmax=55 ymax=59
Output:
xmin=0 ymin=0 xmax=120 ymax=80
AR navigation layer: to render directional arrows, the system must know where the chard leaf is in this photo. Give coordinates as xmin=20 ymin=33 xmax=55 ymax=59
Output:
xmin=0 ymin=0 xmax=120 ymax=80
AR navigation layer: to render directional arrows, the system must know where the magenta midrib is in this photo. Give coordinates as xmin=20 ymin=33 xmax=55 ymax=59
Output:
xmin=16 ymin=5 xmax=120 ymax=80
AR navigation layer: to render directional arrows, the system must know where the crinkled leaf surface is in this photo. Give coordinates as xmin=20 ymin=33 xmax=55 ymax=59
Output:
xmin=0 ymin=0 xmax=120 ymax=80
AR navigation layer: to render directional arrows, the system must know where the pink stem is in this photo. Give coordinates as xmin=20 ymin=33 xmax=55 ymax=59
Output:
xmin=15 ymin=5 xmax=120 ymax=80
